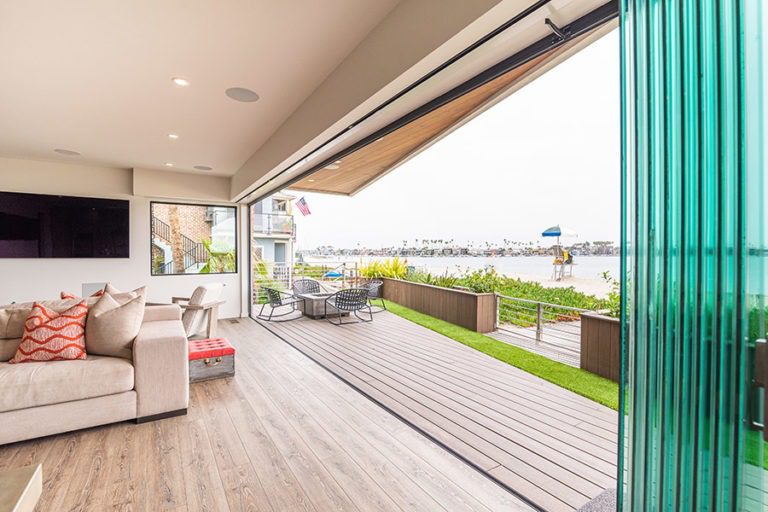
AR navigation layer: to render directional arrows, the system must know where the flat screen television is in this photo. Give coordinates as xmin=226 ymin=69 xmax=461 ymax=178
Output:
xmin=0 ymin=191 xmax=129 ymax=258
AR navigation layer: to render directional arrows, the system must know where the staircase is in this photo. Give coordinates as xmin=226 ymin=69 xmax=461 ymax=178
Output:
xmin=152 ymin=217 xmax=209 ymax=274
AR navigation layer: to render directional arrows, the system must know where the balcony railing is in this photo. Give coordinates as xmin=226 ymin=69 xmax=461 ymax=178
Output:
xmin=252 ymin=213 xmax=294 ymax=235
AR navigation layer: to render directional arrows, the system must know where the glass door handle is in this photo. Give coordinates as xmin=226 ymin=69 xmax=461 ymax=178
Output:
xmin=753 ymin=339 xmax=767 ymax=440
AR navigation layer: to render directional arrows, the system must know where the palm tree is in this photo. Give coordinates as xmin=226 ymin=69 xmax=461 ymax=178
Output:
xmin=168 ymin=205 xmax=185 ymax=273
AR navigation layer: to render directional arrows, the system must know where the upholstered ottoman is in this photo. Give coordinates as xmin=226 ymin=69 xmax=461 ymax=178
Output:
xmin=188 ymin=338 xmax=235 ymax=383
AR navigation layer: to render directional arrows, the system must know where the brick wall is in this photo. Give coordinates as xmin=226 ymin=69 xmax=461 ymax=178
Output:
xmin=152 ymin=203 xmax=212 ymax=243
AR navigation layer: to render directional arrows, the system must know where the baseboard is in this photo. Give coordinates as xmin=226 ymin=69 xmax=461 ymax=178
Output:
xmin=134 ymin=408 xmax=187 ymax=424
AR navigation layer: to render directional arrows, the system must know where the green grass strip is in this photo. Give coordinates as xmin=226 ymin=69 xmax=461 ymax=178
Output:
xmin=383 ymin=300 xmax=619 ymax=410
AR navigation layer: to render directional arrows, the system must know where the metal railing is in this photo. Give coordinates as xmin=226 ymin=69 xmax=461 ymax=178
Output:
xmin=495 ymin=294 xmax=589 ymax=353
xmin=252 ymin=213 xmax=294 ymax=235
xmin=151 ymin=217 xmax=209 ymax=274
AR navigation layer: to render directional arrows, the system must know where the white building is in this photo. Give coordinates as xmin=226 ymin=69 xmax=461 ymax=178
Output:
xmin=250 ymin=193 xmax=297 ymax=286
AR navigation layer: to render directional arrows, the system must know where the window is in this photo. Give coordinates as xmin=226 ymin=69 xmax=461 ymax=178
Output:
xmin=150 ymin=202 xmax=237 ymax=275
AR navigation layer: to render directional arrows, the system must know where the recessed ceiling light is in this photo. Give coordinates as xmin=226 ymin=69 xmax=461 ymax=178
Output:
xmin=324 ymin=164 xmax=340 ymax=170
xmin=164 ymin=162 xmax=174 ymax=167
xmin=172 ymin=77 xmax=190 ymax=87
xmin=334 ymin=160 xmax=342 ymax=164
xmin=54 ymin=149 xmax=80 ymax=156
xmin=225 ymin=87 xmax=260 ymax=102
xmin=193 ymin=165 xmax=213 ymax=171
xmin=168 ymin=133 xmax=179 ymax=140
xmin=308 ymin=179 xmax=316 ymax=182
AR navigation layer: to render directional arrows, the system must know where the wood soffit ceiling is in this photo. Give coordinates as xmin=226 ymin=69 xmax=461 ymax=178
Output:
xmin=288 ymin=33 xmax=592 ymax=196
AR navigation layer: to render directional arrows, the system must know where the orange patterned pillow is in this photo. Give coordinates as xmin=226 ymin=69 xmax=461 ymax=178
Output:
xmin=9 ymin=301 xmax=88 ymax=363
xmin=61 ymin=289 xmax=104 ymax=300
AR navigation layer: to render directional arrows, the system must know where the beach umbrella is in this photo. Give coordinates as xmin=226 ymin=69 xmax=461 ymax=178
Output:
xmin=541 ymin=225 xmax=577 ymax=246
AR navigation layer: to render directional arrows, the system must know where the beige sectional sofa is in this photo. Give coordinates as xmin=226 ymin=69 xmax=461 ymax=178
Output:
xmin=0 ymin=303 xmax=189 ymax=445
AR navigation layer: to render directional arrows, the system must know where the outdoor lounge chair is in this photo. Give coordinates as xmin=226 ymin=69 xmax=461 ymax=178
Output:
xmin=360 ymin=279 xmax=386 ymax=312
xmin=257 ymin=288 xmax=304 ymax=322
xmin=292 ymin=278 xmax=322 ymax=295
xmin=324 ymin=288 xmax=373 ymax=326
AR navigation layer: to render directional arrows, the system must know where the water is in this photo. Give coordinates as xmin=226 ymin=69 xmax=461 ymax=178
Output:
xmin=303 ymin=255 xmax=620 ymax=282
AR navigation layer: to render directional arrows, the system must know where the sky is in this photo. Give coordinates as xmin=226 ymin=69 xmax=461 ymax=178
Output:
xmin=293 ymin=29 xmax=619 ymax=250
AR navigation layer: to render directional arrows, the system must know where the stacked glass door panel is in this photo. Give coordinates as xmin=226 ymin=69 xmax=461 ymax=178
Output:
xmin=621 ymin=1 xmax=766 ymax=510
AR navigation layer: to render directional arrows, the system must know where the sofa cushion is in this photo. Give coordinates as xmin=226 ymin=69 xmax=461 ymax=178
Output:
xmin=10 ymin=301 xmax=88 ymax=363
xmin=0 ymin=308 xmax=31 ymax=339
xmin=104 ymin=284 xmax=147 ymax=303
xmin=0 ymin=338 xmax=21 ymax=362
xmin=1 ymin=297 xmax=101 ymax=313
xmin=0 ymin=355 xmax=134 ymax=412
xmin=86 ymin=293 xmax=145 ymax=359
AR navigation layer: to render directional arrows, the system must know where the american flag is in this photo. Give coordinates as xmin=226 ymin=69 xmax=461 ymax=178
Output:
xmin=295 ymin=197 xmax=311 ymax=216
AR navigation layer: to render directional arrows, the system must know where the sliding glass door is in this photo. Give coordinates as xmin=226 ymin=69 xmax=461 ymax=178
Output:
xmin=620 ymin=1 xmax=766 ymax=510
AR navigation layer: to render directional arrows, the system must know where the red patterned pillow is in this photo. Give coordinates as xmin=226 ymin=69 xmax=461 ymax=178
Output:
xmin=61 ymin=289 xmax=104 ymax=300
xmin=9 ymin=301 xmax=88 ymax=363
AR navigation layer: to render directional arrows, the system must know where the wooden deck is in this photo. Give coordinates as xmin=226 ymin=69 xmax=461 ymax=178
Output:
xmin=0 ymin=319 xmax=531 ymax=512
xmin=261 ymin=312 xmax=619 ymax=512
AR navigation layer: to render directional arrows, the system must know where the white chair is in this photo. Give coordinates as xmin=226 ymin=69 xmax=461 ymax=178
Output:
xmin=172 ymin=283 xmax=226 ymax=339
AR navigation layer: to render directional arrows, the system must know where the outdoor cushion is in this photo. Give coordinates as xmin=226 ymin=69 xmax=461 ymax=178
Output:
xmin=86 ymin=292 xmax=146 ymax=360
xmin=0 ymin=355 xmax=134 ymax=412
xmin=10 ymin=301 xmax=88 ymax=363
xmin=0 ymin=338 xmax=21 ymax=362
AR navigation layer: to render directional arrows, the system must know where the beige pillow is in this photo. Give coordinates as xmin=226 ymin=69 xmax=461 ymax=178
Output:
xmin=85 ymin=292 xmax=146 ymax=359
xmin=0 ymin=308 xmax=32 ymax=339
xmin=0 ymin=338 xmax=21 ymax=362
xmin=104 ymin=284 xmax=146 ymax=304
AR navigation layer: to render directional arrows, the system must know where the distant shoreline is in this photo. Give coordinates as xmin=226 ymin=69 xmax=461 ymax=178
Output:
xmin=302 ymin=254 xmax=617 ymax=299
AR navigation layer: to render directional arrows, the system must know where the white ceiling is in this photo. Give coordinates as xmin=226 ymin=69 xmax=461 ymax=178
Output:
xmin=0 ymin=0 xmax=401 ymax=175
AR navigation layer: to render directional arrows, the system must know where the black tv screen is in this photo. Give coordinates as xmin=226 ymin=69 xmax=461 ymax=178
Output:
xmin=0 ymin=191 xmax=129 ymax=258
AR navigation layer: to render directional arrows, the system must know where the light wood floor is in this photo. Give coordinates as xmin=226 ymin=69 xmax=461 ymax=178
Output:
xmin=0 ymin=318 xmax=532 ymax=512
xmin=262 ymin=312 xmax=618 ymax=512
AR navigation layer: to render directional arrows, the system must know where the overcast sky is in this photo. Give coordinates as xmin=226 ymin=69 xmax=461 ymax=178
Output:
xmin=293 ymin=29 xmax=619 ymax=250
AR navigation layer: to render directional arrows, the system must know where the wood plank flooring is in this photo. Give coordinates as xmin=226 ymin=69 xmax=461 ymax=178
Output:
xmin=261 ymin=312 xmax=619 ymax=512
xmin=0 ymin=318 xmax=532 ymax=512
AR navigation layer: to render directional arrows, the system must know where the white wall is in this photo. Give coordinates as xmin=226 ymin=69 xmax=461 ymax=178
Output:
xmin=0 ymin=157 xmax=243 ymax=318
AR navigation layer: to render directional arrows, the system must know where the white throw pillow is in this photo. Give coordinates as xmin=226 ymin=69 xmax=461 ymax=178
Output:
xmin=85 ymin=292 xmax=146 ymax=359
xmin=104 ymin=284 xmax=147 ymax=301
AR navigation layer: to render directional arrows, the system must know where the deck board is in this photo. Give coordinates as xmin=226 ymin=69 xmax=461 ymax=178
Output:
xmin=262 ymin=312 xmax=619 ymax=511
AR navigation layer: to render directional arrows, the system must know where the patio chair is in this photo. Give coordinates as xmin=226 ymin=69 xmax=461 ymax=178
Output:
xmin=360 ymin=279 xmax=386 ymax=312
xmin=292 ymin=278 xmax=322 ymax=295
xmin=257 ymin=288 xmax=305 ymax=322
xmin=172 ymin=283 xmax=227 ymax=339
xmin=324 ymin=288 xmax=373 ymax=326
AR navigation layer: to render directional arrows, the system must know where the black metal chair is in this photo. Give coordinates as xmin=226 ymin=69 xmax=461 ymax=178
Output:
xmin=257 ymin=287 xmax=304 ymax=322
xmin=292 ymin=278 xmax=322 ymax=295
xmin=360 ymin=280 xmax=386 ymax=312
xmin=324 ymin=288 xmax=373 ymax=325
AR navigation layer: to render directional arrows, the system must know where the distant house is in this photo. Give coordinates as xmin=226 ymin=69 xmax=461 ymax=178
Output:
xmin=251 ymin=193 xmax=297 ymax=286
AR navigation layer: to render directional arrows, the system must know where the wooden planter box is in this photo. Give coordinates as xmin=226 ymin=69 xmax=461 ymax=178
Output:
xmin=580 ymin=312 xmax=621 ymax=382
xmin=381 ymin=278 xmax=496 ymax=333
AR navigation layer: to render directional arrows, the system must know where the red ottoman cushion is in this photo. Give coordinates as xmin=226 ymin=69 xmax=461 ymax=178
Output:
xmin=188 ymin=338 xmax=235 ymax=361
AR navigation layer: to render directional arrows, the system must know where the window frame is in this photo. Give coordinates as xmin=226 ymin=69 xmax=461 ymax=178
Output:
xmin=149 ymin=200 xmax=238 ymax=277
